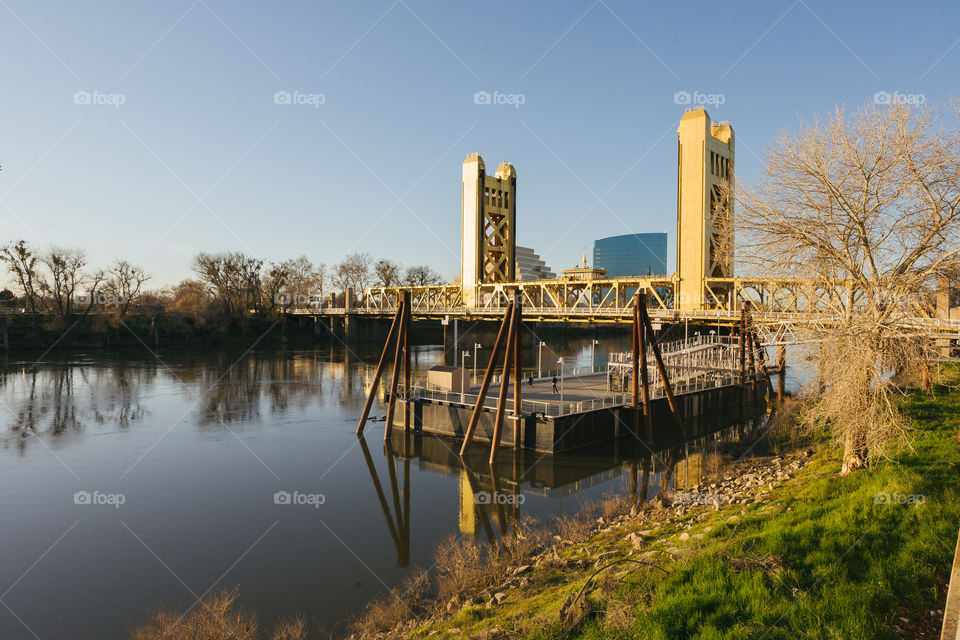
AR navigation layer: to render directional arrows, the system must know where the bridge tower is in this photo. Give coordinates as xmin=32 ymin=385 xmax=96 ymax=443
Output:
xmin=461 ymin=154 xmax=517 ymax=306
xmin=676 ymin=108 xmax=735 ymax=310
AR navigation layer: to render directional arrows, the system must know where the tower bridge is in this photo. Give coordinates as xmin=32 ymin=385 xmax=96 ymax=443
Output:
xmin=291 ymin=107 xmax=960 ymax=341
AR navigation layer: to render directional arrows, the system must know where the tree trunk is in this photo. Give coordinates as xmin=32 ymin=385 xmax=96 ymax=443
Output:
xmin=841 ymin=428 xmax=868 ymax=475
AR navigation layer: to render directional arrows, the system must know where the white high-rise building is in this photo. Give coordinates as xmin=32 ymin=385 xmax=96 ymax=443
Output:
xmin=515 ymin=246 xmax=556 ymax=281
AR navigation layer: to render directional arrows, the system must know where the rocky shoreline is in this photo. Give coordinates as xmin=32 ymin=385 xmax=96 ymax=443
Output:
xmin=353 ymin=446 xmax=819 ymax=639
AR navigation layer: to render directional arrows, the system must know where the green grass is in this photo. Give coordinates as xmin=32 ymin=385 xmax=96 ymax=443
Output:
xmin=422 ymin=372 xmax=960 ymax=640
xmin=567 ymin=379 xmax=960 ymax=640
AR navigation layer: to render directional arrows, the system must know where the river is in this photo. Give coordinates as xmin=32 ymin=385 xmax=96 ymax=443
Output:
xmin=0 ymin=334 xmax=795 ymax=638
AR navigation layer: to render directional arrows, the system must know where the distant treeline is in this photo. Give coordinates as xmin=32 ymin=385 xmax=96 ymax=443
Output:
xmin=0 ymin=241 xmax=443 ymax=325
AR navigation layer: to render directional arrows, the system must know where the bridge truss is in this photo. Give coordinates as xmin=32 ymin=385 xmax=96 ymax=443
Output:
xmin=296 ymin=276 xmax=960 ymax=342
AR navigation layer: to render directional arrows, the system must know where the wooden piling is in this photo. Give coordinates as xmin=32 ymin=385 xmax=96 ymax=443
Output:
xmin=460 ymin=303 xmax=513 ymax=456
xmin=752 ymin=327 xmax=775 ymax=398
xmin=745 ymin=312 xmax=758 ymax=395
xmin=512 ymin=292 xmax=522 ymax=416
xmin=384 ymin=302 xmax=407 ymax=441
xmin=777 ymin=344 xmax=786 ymax=403
xmin=631 ymin=296 xmax=640 ymax=437
xmin=489 ymin=301 xmax=519 ymax=464
xmin=356 ymin=301 xmax=404 ymax=434
xmin=640 ymin=303 xmax=686 ymax=440
xmin=402 ymin=292 xmax=412 ymax=432
xmin=512 ymin=293 xmax=523 ymax=449
xmin=776 ymin=326 xmax=786 ymax=403
xmin=632 ymin=297 xmax=639 ymax=408
xmin=638 ymin=293 xmax=653 ymax=442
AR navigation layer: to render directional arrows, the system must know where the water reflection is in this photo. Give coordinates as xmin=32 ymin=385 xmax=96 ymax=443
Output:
xmin=356 ymin=424 xmax=758 ymax=564
xmin=1 ymin=364 xmax=151 ymax=453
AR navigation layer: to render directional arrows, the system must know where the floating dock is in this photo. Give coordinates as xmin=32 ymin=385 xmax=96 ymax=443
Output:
xmin=393 ymin=373 xmax=763 ymax=454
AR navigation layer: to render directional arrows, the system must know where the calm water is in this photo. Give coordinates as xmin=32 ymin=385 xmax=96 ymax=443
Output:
xmin=0 ymin=335 xmax=790 ymax=639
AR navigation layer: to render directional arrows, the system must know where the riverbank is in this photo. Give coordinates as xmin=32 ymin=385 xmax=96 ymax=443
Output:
xmin=351 ymin=382 xmax=960 ymax=639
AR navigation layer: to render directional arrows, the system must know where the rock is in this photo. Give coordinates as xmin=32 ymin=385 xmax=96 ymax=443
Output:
xmin=627 ymin=532 xmax=645 ymax=550
xmin=494 ymin=592 xmax=507 ymax=604
xmin=446 ymin=597 xmax=459 ymax=612
xmin=727 ymin=516 xmax=740 ymax=524
xmin=512 ymin=564 xmax=531 ymax=575
xmin=678 ymin=532 xmax=691 ymax=541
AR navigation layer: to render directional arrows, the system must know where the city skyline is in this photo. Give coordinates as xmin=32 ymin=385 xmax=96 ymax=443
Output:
xmin=1 ymin=1 xmax=956 ymax=288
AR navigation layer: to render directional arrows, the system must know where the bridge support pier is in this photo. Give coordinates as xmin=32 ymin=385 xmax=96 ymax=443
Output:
xmin=343 ymin=315 xmax=357 ymax=342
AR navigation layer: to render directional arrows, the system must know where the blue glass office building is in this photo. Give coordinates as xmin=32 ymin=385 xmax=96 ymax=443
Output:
xmin=593 ymin=233 xmax=668 ymax=277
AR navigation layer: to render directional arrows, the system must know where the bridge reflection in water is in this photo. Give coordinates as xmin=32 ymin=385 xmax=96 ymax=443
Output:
xmin=357 ymin=421 xmax=759 ymax=567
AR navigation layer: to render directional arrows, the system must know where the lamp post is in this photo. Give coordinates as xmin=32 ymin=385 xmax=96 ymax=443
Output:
xmin=538 ymin=341 xmax=546 ymax=378
xmin=461 ymin=350 xmax=470 ymax=403
xmin=591 ymin=339 xmax=599 ymax=373
xmin=557 ymin=357 xmax=565 ymax=411
xmin=473 ymin=342 xmax=481 ymax=384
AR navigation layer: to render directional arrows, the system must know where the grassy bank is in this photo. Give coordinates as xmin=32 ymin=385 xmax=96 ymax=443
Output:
xmin=356 ymin=379 xmax=960 ymax=639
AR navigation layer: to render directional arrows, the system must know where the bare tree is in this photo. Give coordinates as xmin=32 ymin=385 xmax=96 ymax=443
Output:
xmin=1 ymin=240 xmax=43 ymax=311
xmin=374 ymin=259 xmax=402 ymax=287
xmin=333 ymin=252 xmax=372 ymax=301
xmin=404 ymin=264 xmax=443 ymax=286
xmin=39 ymin=247 xmax=104 ymax=319
xmin=739 ymin=102 xmax=960 ymax=473
xmin=104 ymin=260 xmax=150 ymax=314
xmin=282 ymin=255 xmax=325 ymax=304
xmin=261 ymin=261 xmax=290 ymax=316
xmin=192 ymin=252 xmax=264 ymax=317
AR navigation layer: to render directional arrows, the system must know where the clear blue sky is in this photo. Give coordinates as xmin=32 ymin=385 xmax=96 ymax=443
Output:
xmin=1 ymin=0 xmax=957 ymax=287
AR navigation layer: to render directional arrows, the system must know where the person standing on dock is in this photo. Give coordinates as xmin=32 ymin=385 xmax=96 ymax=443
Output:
xmin=528 ymin=374 xmax=534 ymax=387
xmin=552 ymin=376 xmax=558 ymax=394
